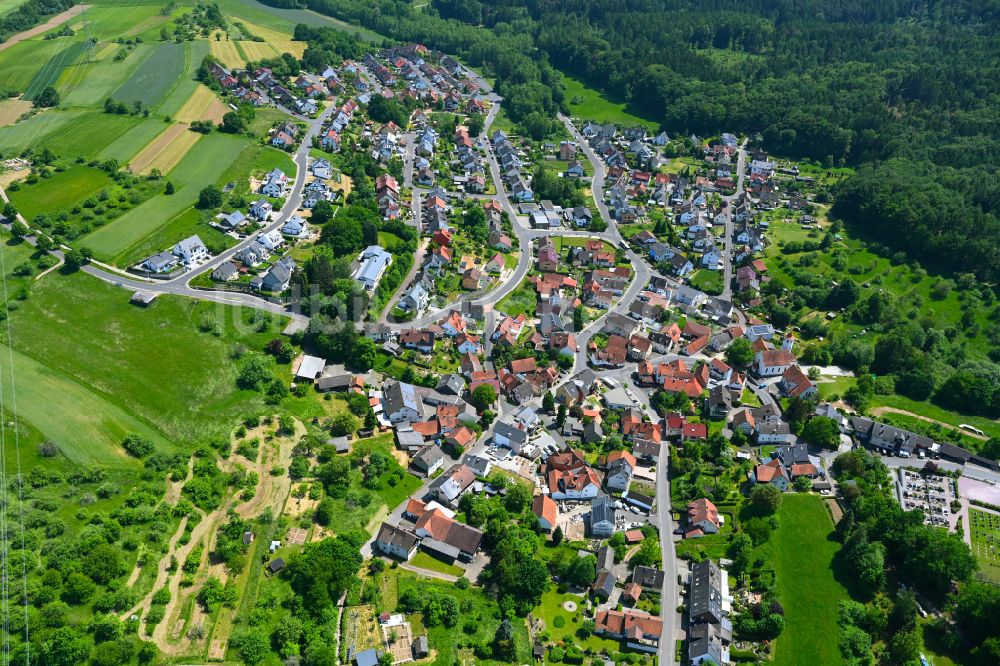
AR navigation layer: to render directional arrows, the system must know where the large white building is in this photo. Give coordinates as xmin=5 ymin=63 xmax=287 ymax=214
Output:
xmin=353 ymin=245 xmax=393 ymax=291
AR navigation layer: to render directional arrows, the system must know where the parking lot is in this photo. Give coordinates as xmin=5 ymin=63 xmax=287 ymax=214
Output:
xmin=896 ymin=469 xmax=959 ymax=529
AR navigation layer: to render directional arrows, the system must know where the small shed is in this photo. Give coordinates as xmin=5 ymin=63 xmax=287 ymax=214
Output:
xmin=267 ymin=557 xmax=285 ymax=574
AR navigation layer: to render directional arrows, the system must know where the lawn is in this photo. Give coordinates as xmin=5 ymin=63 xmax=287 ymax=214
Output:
xmin=561 ymin=73 xmax=659 ymax=131
xmin=689 ymin=269 xmax=723 ymax=294
xmin=496 ymin=279 xmax=537 ymax=318
xmin=83 ymin=131 xmax=250 ymax=263
xmin=112 ymin=41 xmax=186 ymax=109
xmin=10 ymin=272 xmax=287 ymax=450
xmin=767 ymin=494 xmax=848 ymax=666
xmin=8 ymin=166 xmax=112 ymax=221
xmin=968 ymin=508 xmax=1000 ymax=583
xmin=410 ymin=551 xmax=464 ymax=577
xmin=535 ymin=585 xmax=621 ymax=653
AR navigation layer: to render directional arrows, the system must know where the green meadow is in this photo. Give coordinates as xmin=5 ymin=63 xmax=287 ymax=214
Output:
xmin=112 ymin=40 xmax=186 ymax=109
xmin=0 ymin=38 xmax=64 ymax=90
xmin=8 ymin=272 xmax=287 ymax=450
xmin=7 ymin=166 xmax=113 ymax=221
xmin=83 ymin=131 xmax=250 ymax=262
xmin=561 ymin=73 xmax=660 ymax=130
xmin=35 ymin=110 xmax=149 ymax=157
xmin=765 ymin=495 xmax=849 ymax=666
xmin=98 ymin=115 xmax=174 ymax=163
xmin=24 ymin=40 xmax=89 ymax=100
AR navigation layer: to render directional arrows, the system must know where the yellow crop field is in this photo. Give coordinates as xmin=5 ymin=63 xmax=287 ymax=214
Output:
xmin=175 ymin=85 xmax=230 ymax=124
xmin=237 ymin=38 xmax=278 ymax=62
xmin=129 ymin=123 xmax=202 ymax=174
xmin=0 ymin=98 xmax=33 ymax=127
xmin=210 ymin=38 xmax=244 ymax=68
xmin=239 ymin=20 xmax=305 ymax=58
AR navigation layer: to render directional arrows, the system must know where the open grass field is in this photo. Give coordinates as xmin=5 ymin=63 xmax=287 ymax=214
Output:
xmin=175 ymin=84 xmax=229 ymax=124
xmin=84 ymin=131 xmax=249 ymax=261
xmin=0 ymin=38 xmax=64 ymax=90
xmin=7 ymin=166 xmax=112 ymax=221
xmin=35 ymin=110 xmax=147 ymax=158
xmin=0 ymin=0 xmax=25 ymax=16
xmin=7 ymin=345 xmax=169 ymax=466
xmin=690 ymin=268 xmax=723 ymax=294
xmin=112 ymin=40 xmax=186 ymax=109
xmin=766 ymin=494 xmax=848 ymax=666
xmin=967 ymin=508 xmax=1000 ymax=582
xmin=10 ymin=272 xmax=287 ymax=448
xmin=23 ymin=39 xmax=89 ymax=100
xmin=210 ymin=37 xmax=245 ymax=68
xmin=240 ymin=19 xmax=307 ymax=56
xmin=561 ymin=73 xmax=659 ymax=130
xmin=0 ymin=97 xmax=31 ymax=126
xmin=99 ymin=116 xmax=173 ymax=163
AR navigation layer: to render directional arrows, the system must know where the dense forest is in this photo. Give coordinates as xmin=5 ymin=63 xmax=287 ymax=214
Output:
xmin=266 ymin=0 xmax=1000 ymax=281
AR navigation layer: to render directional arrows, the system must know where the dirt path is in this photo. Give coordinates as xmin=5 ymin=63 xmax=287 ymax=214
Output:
xmin=136 ymin=416 xmax=303 ymax=658
xmin=122 ymin=515 xmax=190 ymax=620
xmin=869 ymin=406 xmax=989 ymax=441
xmin=0 ymin=5 xmax=92 ymax=52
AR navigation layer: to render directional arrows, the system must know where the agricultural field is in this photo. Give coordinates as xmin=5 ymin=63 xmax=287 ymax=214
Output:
xmin=210 ymin=35 xmax=245 ymax=68
xmin=7 ymin=165 xmax=112 ymax=221
xmin=174 ymin=84 xmax=229 ymax=124
xmin=111 ymin=41 xmax=186 ymax=109
xmin=0 ymin=38 xmax=65 ymax=90
xmin=0 ymin=96 xmax=32 ymax=126
xmin=99 ymin=116 xmax=174 ymax=163
xmin=36 ymin=110 xmax=149 ymax=157
xmin=23 ymin=39 xmax=89 ymax=100
xmin=130 ymin=123 xmax=203 ymax=175
xmin=156 ymin=40 xmax=212 ymax=118
xmin=84 ymin=131 xmax=250 ymax=263
xmin=59 ymin=42 xmax=160 ymax=108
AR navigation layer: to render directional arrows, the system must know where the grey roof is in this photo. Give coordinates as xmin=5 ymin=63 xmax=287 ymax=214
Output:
xmin=493 ymin=421 xmax=527 ymax=445
xmin=632 ymin=565 xmax=665 ymax=589
xmin=590 ymin=495 xmax=614 ymax=526
xmin=383 ymin=381 xmax=422 ymax=418
xmin=689 ymin=559 xmax=725 ymax=623
xmin=688 ymin=623 xmax=726 ymax=664
xmin=211 ymin=262 xmax=238 ymax=280
xmin=596 ymin=545 xmax=614 ymax=572
xmin=375 ymin=522 xmax=419 ymax=552
xmin=413 ymin=445 xmax=445 ymax=471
